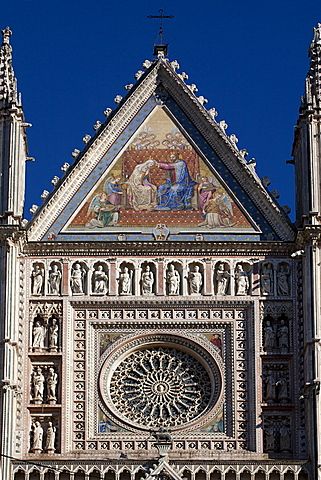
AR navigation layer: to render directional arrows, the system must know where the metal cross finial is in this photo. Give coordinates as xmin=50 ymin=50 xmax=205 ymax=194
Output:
xmin=148 ymin=9 xmax=174 ymax=45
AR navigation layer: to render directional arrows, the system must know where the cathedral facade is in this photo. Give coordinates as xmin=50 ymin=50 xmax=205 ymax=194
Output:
xmin=0 ymin=22 xmax=320 ymax=480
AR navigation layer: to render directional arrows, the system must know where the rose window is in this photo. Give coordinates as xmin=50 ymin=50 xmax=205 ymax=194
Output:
xmin=108 ymin=347 xmax=212 ymax=428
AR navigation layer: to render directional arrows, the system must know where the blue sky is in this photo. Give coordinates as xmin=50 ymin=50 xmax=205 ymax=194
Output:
xmin=2 ymin=0 xmax=321 ymax=221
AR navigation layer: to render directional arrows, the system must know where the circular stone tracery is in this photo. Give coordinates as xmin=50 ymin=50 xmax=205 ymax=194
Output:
xmin=108 ymin=347 xmax=212 ymax=428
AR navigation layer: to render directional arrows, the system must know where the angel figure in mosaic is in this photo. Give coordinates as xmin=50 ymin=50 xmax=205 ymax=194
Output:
xmin=197 ymin=175 xmax=217 ymax=214
xmin=86 ymin=192 xmax=120 ymax=228
xmin=198 ymin=188 xmax=235 ymax=228
xmin=103 ymin=175 xmax=124 ymax=206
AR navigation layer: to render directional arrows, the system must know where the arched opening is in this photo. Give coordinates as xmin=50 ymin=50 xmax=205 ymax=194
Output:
xmin=240 ymin=472 xmax=251 ymax=480
xmin=90 ymin=470 xmax=101 ymax=479
xmin=75 ymin=471 xmax=86 ymax=480
xmin=135 ymin=470 xmax=146 ymax=480
xmin=284 ymin=472 xmax=295 ymax=480
xmin=210 ymin=471 xmax=221 ymax=480
xmin=60 ymin=472 xmax=71 ymax=480
xmin=105 ymin=471 xmax=116 ymax=480
xmin=44 ymin=471 xmax=56 ymax=480
xmin=225 ymin=471 xmax=236 ymax=480
xmin=183 ymin=470 xmax=192 ymax=480
xmin=255 ymin=472 xmax=265 ymax=480
xmin=196 ymin=470 xmax=206 ymax=480
xmin=29 ymin=471 xmax=40 ymax=480
xmin=298 ymin=471 xmax=309 ymax=480
xmin=14 ymin=471 xmax=25 ymax=480
xmin=270 ymin=471 xmax=280 ymax=480
xmin=120 ymin=470 xmax=131 ymax=480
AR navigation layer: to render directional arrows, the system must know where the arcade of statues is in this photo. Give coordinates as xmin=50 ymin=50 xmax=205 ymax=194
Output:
xmin=2 ymin=22 xmax=321 ymax=480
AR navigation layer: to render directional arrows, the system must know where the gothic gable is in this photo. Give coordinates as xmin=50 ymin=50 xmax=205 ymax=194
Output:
xmin=27 ymin=59 xmax=295 ymax=242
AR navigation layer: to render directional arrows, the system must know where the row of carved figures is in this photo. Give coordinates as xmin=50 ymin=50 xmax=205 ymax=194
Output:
xmin=30 ymin=260 xmax=291 ymax=297
xmin=31 ymin=419 xmax=56 ymax=453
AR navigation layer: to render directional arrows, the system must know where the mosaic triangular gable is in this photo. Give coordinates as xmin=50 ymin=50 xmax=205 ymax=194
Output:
xmin=42 ymin=96 xmax=276 ymax=242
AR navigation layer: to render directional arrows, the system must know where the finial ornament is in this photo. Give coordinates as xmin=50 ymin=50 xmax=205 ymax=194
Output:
xmin=1 ymin=26 xmax=12 ymax=45
xmin=148 ymin=9 xmax=174 ymax=56
xmin=313 ymin=23 xmax=321 ymax=45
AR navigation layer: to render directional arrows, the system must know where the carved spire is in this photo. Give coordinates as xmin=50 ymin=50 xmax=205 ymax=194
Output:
xmin=0 ymin=27 xmax=29 ymax=224
xmin=302 ymin=23 xmax=321 ymax=109
xmin=0 ymin=26 xmax=18 ymax=107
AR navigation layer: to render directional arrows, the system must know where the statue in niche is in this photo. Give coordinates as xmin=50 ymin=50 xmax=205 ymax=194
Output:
xmin=261 ymin=263 xmax=273 ymax=295
xmin=277 ymin=371 xmax=288 ymax=403
xmin=48 ymin=318 xmax=58 ymax=349
xmin=167 ymin=264 xmax=180 ymax=295
xmin=216 ymin=263 xmax=229 ymax=295
xmin=70 ymin=263 xmax=85 ymax=294
xmin=119 ymin=266 xmax=133 ymax=295
xmin=188 ymin=265 xmax=203 ymax=294
xmin=141 ymin=265 xmax=154 ymax=295
xmin=32 ymin=265 xmax=44 ymax=295
xmin=265 ymin=424 xmax=275 ymax=451
xmin=32 ymin=421 xmax=43 ymax=452
xmin=32 ymin=320 xmax=46 ymax=349
xmin=277 ymin=264 xmax=290 ymax=296
xmin=45 ymin=422 xmax=56 ymax=453
xmin=277 ymin=319 xmax=289 ymax=350
xmin=46 ymin=367 xmax=58 ymax=403
xmin=264 ymin=320 xmax=275 ymax=349
xmin=48 ymin=264 xmax=62 ymax=295
xmin=235 ymin=264 xmax=249 ymax=295
xmin=279 ymin=421 xmax=291 ymax=451
xmin=93 ymin=265 xmax=108 ymax=294
xmin=265 ymin=370 xmax=277 ymax=403
xmin=32 ymin=366 xmax=44 ymax=403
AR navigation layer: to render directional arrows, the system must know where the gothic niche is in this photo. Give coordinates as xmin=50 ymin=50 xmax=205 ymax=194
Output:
xmin=48 ymin=316 xmax=59 ymax=351
xmin=276 ymin=262 xmax=291 ymax=296
xmin=107 ymin=347 xmax=212 ymax=428
xmin=48 ymin=262 xmax=62 ymax=295
xmin=31 ymin=365 xmax=58 ymax=404
xmin=32 ymin=315 xmax=46 ymax=350
xmin=140 ymin=262 xmax=156 ymax=295
xmin=264 ymin=417 xmax=292 ymax=453
xmin=263 ymin=314 xmax=290 ymax=352
xmin=166 ymin=262 xmax=182 ymax=295
xmin=215 ymin=262 xmax=230 ymax=295
xmin=70 ymin=262 xmax=87 ymax=295
xmin=260 ymin=262 xmax=274 ymax=296
xmin=31 ymin=262 xmax=45 ymax=296
xmin=235 ymin=263 xmax=251 ymax=295
xmin=118 ymin=262 xmax=134 ymax=295
xmin=263 ymin=365 xmax=290 ymax=404
xmin=187 ymin=262 xmax=203 ymax=295
xmin=92 ymin=262 xmax=108 ymax=295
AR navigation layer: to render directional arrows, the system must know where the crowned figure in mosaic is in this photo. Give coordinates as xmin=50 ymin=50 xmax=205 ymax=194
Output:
xmin=156 ymin=153 xmax=196 ymax=210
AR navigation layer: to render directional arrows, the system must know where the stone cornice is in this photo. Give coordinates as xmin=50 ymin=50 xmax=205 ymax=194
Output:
xmin=23 ymin=240 xmax=297 ymax=257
